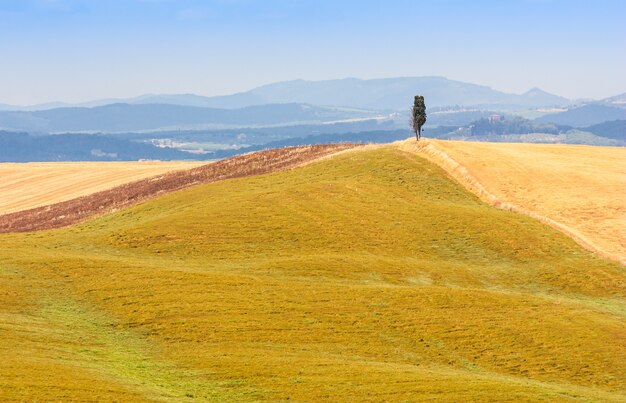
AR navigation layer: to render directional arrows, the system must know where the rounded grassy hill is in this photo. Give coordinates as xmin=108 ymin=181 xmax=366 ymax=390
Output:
xmin=1 ymin=146 xmax=624 ymax=401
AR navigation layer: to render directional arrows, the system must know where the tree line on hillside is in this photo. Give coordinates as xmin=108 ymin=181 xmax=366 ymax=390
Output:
xmin=0 ymin=131 xmax=198 ymax=162
xmin=470 ymin=117 xmax=569 ymax=136
xmin=582 ymin=120 xmax=625 ymax=140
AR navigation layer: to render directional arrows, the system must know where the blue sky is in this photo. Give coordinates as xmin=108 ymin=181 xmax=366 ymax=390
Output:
xmin=1 ymin=0 xmax=624 ymax=105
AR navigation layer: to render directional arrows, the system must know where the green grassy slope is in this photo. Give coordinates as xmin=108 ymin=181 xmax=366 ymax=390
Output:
xmin=1 ymin=146 xmax=625 ymax=401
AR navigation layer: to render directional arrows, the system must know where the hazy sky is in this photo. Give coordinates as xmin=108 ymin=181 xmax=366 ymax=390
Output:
xmin=1 ymin=0 xmax=624 ymax=105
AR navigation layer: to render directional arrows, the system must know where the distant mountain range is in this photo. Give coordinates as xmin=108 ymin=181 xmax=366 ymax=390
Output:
xmin=0 ymin=103 xmax=379 ymax=133
xmin=1 ymin=77 xmax=624 ymax=140
xmin=214 ymin=78 xmax=570 ymax=110
xmin=0 ymin=77 xmax=572 ymax=112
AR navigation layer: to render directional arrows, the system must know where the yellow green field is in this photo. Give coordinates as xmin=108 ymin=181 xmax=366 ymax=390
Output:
xmin=1 ymin=146 xmax=625 ymax=401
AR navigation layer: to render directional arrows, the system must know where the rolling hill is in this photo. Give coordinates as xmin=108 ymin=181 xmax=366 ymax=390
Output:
xmin=582 ymin=120 xmax=626 ymax=140
xmin=409 ymin=139 xmax=626 ymax=264
xmin=0 ymin=143 xmax=624 ymax=401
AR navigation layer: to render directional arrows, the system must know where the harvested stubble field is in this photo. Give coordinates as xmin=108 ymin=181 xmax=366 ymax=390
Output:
xmin=0 ymin=161 xmax=206 ymax=215
xmin=0 ymin=145 xmax=624 ymax=401
xmin=403 ymin=139 xmax=626 ymax=264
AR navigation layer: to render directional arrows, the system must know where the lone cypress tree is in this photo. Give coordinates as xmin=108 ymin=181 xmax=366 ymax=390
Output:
xmin=410 ymin=95 xmax=427 ymax=141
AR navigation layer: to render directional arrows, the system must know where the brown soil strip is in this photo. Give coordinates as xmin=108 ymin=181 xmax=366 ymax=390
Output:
xmin=0 ymin=144 xmax=360 ymax=233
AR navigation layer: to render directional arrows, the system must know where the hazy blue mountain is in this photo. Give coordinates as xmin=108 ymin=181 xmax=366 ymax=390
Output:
xmin=125 ymin=87 xmax=626 ymax=110
xmin=204 ymin=78 xmax=573 ymax=110
xmin=582 ymin=120 xmax=625 ymax=140
xmin=77 ymin=94 xmax=261 ymax=109
xmin=0 ymin=101 xmax=71 ymax=111
xmin=535 ymin=104 xmax=626 ymax=127
xmin=207 ymin=77 xmax=571 ymax=110
xmin=129 ymin=93 xmax=266 ymax=109
xmin=0 ymin=95 xmax=264 ymax=111
xmin=598 ymin=93 xmax=626 ymax=108
xmin=0 ymin=77 xmax=571 ymax=112
xmin=0 ymin=94 xmax=266 ymax=111
xmin=0 ymin=103 xmax=379 ymax=133
xmin=520 ymin=88 xmax=568 ymax=107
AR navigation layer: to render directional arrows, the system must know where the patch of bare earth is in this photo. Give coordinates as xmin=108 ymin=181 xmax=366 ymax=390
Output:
xmin=0 ymin=144 xmax=360 ymax=233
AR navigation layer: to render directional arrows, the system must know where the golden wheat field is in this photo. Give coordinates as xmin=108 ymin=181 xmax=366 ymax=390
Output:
xmin=0 ymin=161 xmax=206 ymax=215
xmin=402 ymin=139 xmax=626 ymax=264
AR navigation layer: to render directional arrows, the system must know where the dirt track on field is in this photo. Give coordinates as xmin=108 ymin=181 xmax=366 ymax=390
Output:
xmin=0 ymin=144 xmax=360 ymax=233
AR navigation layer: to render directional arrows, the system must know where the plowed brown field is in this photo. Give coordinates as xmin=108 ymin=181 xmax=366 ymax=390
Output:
xmin=0 ymin=161 xmax=205 ymax=215
xmin=400 ymin=139 xmax=626 ymax=264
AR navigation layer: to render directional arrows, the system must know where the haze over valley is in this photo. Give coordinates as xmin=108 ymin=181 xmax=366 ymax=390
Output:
xmin=1 ymin=77 xmax=624 ymax=162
